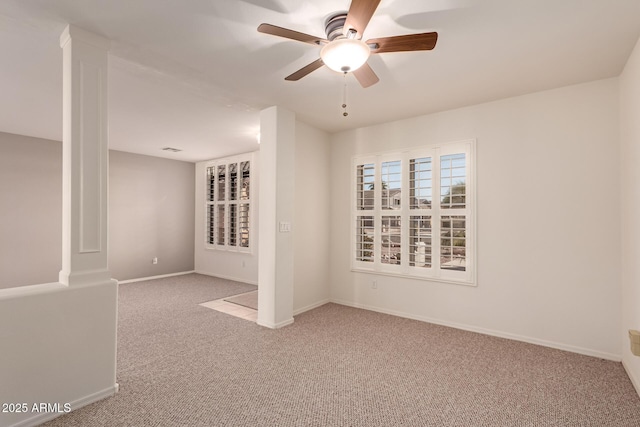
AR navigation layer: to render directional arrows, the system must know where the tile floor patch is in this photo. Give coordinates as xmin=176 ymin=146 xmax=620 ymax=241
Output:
xmin=200 ymin=297 xmax=257 ymax=322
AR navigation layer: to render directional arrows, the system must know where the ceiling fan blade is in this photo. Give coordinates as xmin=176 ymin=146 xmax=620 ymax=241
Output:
xmin=258 ymin=23 xmax=327 ymax=46
xmin=344 ymin=0 xmax=381 ymax=36
xmin=285 ymin=58 xmax=325 ymax=81
xmin=367 ymin=32 xmax=438 ymax=54
xmin=353 ymin=62 xmax=379 ymax=88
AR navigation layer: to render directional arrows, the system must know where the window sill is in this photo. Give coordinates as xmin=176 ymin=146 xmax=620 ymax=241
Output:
xmin=204 ymin=245 xmax=252 ymax=254
xmin=350 ymin=267 xmax=476 ymax=287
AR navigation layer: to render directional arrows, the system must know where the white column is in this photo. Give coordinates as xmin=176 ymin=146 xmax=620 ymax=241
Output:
xmin=257 ymin=106 xmax=295 ymax=328
xmin=58 ymin=25 xmax=112 ymax=286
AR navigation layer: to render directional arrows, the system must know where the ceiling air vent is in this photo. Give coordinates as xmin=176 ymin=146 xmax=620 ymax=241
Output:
xmin=162 ymin=147 xmax=182 ymax=153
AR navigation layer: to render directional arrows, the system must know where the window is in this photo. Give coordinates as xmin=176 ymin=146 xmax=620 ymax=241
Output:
xmin=352 ymin=140 xmax=475 ymax=285
xmin=205 ymin=154 xmax=252 ymax=252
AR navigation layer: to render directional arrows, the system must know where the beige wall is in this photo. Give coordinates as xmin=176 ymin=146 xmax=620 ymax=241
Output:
xmin=620 ymin=36 xmax=640 ymax=392
xmin=0 ymin=132 xmax=62 ymax=288
xmin=109 ymin=150 xmax=194 ymax=281
xmin=0 ymin=133 xmax=195 ymax=288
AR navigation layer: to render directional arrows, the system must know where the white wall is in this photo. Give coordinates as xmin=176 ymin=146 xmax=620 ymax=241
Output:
xmin=330 ymin=78 xmax=621 ymax=359
xmin=293 ymin=121 xmax=331 ymax=314
xmin=257 ymin=106 xmax=295 ymax=327
xmin=620 ymin=36 xmax=640 ymax=391
xmin=195 ymin=152 xmax=259 ymax=285
xmin=0 ymin=282 xmax=118 ymax=427
xmin=194 ymin=117 xmax=333 ymax=318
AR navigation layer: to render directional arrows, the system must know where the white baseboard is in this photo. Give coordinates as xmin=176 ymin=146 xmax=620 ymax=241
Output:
xmin=623 ymin=359 xmax=640 ymax=398
xmin=117 ymin=271 xmax=195 ymax=284
xmin=194 ymin=270 xmax=258 ymax=286
xmin=293 ymin=299 xmax=330 ymax=316
xmin=9 ymin=384 xmax=118 ymax=427
xmin=257 ymin=317 xmax=294 ymax=329
xmin=330 ymin=299 xmax=621 ymax=362
xmin=253 ymin=299 xmax=328 ymax=326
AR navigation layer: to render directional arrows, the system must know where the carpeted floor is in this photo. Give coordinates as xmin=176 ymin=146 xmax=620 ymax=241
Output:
xmin=43 ymin=273 xmax=640 ymax=426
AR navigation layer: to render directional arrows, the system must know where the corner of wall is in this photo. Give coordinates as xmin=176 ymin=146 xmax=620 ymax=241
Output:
xmin=620 ymin=34 xmax=640 ymax=396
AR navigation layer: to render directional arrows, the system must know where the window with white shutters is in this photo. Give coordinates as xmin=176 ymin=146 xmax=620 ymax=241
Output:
xmin=205 ymin=154 xmax=252 ymax=252
xmin=351 ymin=140 xmax=475 ymax=285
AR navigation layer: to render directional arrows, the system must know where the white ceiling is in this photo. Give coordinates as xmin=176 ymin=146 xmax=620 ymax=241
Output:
xmin=1 ymin=0 xmax=639 ymax=162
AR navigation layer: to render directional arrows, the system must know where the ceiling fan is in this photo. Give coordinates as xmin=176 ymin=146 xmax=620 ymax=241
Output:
xmin=257 ymin=0 xmax=438 ymax=88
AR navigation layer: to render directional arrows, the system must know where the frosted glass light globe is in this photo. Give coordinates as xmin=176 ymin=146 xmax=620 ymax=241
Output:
xmin=320 ymin=38 xmax=370 ymax=73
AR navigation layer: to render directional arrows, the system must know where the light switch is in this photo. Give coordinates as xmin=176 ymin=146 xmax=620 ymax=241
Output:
xmin=279 ymin=221 xmax=291 ymax=232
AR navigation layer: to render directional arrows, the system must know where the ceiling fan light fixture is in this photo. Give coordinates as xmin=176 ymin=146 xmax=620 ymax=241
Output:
xmin=320 ymin=38 xmax=370 ymax=73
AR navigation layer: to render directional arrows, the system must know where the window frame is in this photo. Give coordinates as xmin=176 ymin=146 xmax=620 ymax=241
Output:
xmin=204 ymin=153 xmax=253 ymax=253
xmin=351 ymin=139 xmax=476 ymax=286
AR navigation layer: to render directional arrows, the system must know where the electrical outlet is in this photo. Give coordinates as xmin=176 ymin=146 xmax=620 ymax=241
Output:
xmin=372 ymin=280 xmax=377 ymax=289
xmin=152 ymin=257 xmax=158 ymax=265
xmin=279 ymin=221 xmax=291 ymax=232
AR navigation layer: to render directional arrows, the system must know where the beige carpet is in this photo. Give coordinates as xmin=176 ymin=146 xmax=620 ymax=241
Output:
xmin=42 ymin=273 xmax=640 ymax=426
xmin=224 ymin=290 xmax=258 ymax=310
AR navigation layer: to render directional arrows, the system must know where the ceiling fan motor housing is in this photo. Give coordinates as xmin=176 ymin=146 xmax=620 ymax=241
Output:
xmin=325 ymin=12 xmax=349 ymax=41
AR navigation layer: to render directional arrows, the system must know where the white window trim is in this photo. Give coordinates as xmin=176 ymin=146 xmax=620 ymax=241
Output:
xmin=204 ymin=152 xmax=254 ymax=254
xmin=351 ymin=139 xmax=476 ymax=286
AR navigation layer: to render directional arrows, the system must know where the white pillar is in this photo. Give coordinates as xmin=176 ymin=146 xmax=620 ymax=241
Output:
xmin=58 ymin=25 xmax=112 ymax=286
xmin=257 ymin=106 xmax=295 ymax=328
xmin=0 ymin=25 xmax=118 ymax=426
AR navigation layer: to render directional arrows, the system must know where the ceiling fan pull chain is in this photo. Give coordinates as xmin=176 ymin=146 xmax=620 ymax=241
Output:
xmin=342 ymin=72 xmax=349 ymax=117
